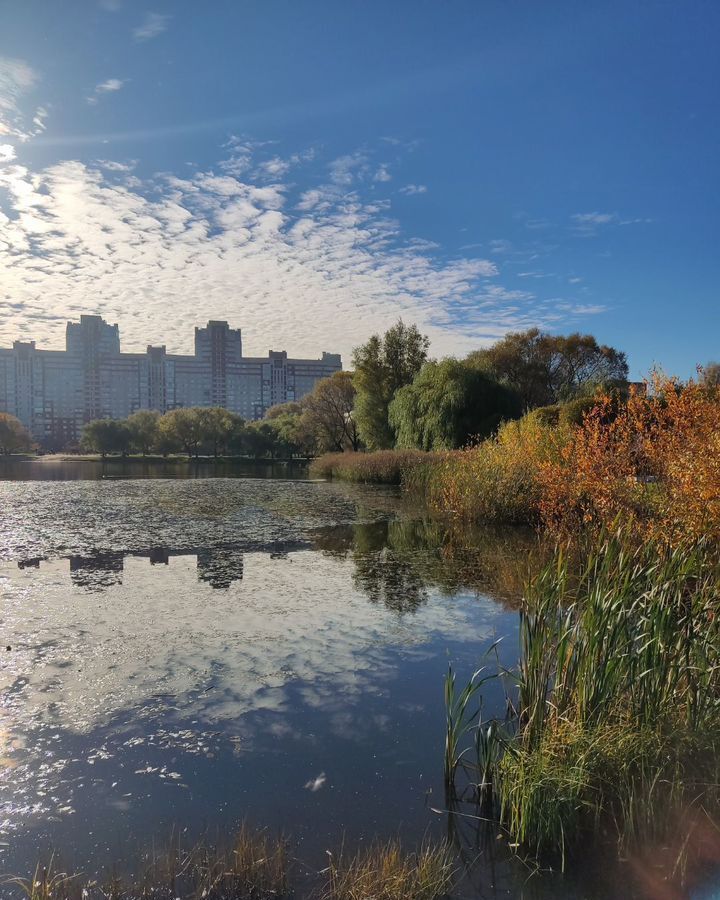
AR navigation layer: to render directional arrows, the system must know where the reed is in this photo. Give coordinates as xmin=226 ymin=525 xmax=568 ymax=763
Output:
xmin=445 ymin=530 xmax=720 ymax=868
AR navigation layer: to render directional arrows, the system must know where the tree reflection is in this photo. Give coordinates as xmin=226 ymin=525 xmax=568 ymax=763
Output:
xmin=313 ymin=516 xmax=543 ymax=613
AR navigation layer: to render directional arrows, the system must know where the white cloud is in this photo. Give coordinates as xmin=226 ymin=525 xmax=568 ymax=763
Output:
xmin=133 ymin=12 xmax=170 ymax=41
xmin=572 ymin=211 xmax=618 ymax=226
xmin=398 ymin=183 xmax=427 ymax=195
xmin=0 ymin=145 xmax=598 ymax=362
xmin=0 ymin=56 xmax=43 ymax=142
xmin=0 ymin=143 xmax=16 ymax=163
xmin=87 ymin=78 xmax=126 ymax=105
xmin=373 ymin=165 xmax=391 ymax=183
xmin=571 ymin=211 xmax=651 ymax=235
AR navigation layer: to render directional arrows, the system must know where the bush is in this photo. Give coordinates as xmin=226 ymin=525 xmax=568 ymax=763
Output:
xmin=538 ymin=376 xmax=720 ymax=542
xmin=424 ymin=414 xmax=571 ymax=524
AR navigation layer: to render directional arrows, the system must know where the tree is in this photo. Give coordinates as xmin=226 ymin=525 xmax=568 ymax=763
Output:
xmin=352 ymin=320 xmax=430 ymax=449
xmin=243 ymin=420 xmax=283 ymax=458
xmin=303 ymin=371 xmax=361 ymax=452
xmin=81 ymin=419 xmax=132 ymax=457
xmin=126 ymin=410 xmax=161 ymax=456
xmin=700 ymin=362 xmax=720 ymax=390
xmin=389 ymin=358 xmax=522 ymax=450
xmin=196 ymin=407 xmax=244 ymax=457
xmin=469 ymin=328 xmax=628 ymax=410
xmin=159 ymin=408 xmax=203 ymax=458
xmin=265 ymin=401 xmax=304 ymax=420
xmin=0 ymin=413 xmax=33 ymax=455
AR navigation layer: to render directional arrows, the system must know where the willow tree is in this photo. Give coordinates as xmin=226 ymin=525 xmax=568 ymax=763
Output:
xmin=389 ymin=358 xmax=521 ymax=451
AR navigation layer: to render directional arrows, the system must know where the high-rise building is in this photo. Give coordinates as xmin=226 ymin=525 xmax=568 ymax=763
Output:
xmin=0 ymin=316 xmax=342 ymax=446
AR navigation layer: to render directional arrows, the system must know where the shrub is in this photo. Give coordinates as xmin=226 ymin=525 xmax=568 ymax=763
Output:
xmin=425 ymin=414 xmax=571 ymax=524
xmin=539 ymin=376 xmax=720 ymax=542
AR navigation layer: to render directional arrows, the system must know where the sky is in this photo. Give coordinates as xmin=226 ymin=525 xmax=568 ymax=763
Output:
xmin=0 ymin=1 xmax=718 ymax=377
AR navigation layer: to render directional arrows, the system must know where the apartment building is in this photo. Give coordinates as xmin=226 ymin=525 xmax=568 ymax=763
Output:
xmin=0 ymin=315 xmax=342 ymax=445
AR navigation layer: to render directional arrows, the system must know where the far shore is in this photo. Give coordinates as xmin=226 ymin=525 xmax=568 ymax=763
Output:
xmin=1 ymin=452 xmax=312 ymax=464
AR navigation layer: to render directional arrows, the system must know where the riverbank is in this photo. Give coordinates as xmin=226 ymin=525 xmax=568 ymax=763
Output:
xmin=312 ymin=377 xmax=720 ymax=542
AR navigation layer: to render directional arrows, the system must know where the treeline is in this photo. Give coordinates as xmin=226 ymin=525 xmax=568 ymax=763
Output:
xmin=351 ymin=320 xmax=630 ymax=452
xmin=81 ymin=370 xmax=358 ymax=458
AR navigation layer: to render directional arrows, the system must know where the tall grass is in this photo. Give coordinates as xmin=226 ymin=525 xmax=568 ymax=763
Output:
xmin=5 ymin=826 xmax=288 ymax=900
xmin=311 ymin=416 xmax=567 ymax=525
xmin=322 ymin=840 xmax=454 ymax=900
xmin=6 ymin=831 xmax=454 ymax=900
xmin=310 ymin=449 xmax=442 ymax=485
xmin=445 ymin=531 xmax=720 ymax=868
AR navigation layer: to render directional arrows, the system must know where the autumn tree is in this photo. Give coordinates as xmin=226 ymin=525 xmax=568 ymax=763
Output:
xmin=0 ymin=413 xmax=33 ymax=455
xmin=469 ymin=328 xmax=628 ymax=409
xmin=700 ymin=362 xmax=720 ymax=390
xmin=304 ymin=371 xmax=361 ymax=452
xmin=389 ymin=358 xmax=522 ymax=450
xmin=352 ymin=320 xmax=430 ymax=449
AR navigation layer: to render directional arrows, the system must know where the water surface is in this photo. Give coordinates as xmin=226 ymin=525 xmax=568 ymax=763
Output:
xmin=0 ymin=470 xmax=655 ymax=897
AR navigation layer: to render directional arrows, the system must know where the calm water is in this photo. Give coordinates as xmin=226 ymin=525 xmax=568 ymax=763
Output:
xmin=0 ymin=466 xmax=701 ymax=898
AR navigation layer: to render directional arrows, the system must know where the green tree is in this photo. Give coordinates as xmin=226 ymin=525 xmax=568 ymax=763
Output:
xmin=126 ymin=409 xmax=161 ymax=456
xmin=81 ymin=419 xmax=132 ymax=457
xmin=196 ymin=407 xmax=244 ymax=457
xmin=389 ymin=358 xmax=522 ymax=450
xmin=159 ymin=408 xmax=203 ymax=458
xmin=243 ymin=420 xmax=284 ymax=458
xmin=352 ymin=320 xmax=430 ymax=449
xmin=469 ymin=328 xmax=628 ymax=409
xmin=304 ymin=371 xmax=361 ymax=452
xmin=0 ymin=413 xmax=33 ymax=455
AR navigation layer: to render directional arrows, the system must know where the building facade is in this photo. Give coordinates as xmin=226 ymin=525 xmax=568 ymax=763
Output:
xmin=0 ymin=315 xmax=342 ymax=446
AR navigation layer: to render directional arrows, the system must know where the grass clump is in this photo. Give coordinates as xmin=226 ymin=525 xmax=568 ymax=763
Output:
xmin=323 ymin=840 xmax=454 ymax=900
xmin=445 ymin=530 xmax=720 ymax=870
xmin=310 ymin=449 xmax=441 ymax=485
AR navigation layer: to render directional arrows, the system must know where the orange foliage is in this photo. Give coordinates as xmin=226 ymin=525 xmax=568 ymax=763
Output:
xmin=539 ymin=376 xmax=720 ymax=542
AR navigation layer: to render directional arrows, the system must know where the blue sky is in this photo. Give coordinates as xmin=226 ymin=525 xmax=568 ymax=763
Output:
xmin=0 ymin=1 xmax=718 ymax=376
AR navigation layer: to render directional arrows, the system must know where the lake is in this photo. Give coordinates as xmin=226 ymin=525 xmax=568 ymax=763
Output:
xmin=0 ymin=465 xmax=670 ymax=897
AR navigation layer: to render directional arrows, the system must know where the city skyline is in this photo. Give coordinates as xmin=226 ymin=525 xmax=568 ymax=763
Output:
xmin=0 ymin=313 xmax=342 ymax=444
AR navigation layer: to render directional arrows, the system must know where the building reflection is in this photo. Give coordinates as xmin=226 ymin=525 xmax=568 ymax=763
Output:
xmin=69 ymin=552 xmax=124 ymax=589
xmin=149 ymin=547 xmax=170 ymax=565
xmin=196 ymin=547 xmax=244 ymax=589
xmin=26 ymin=547 xmax=247 ymax=591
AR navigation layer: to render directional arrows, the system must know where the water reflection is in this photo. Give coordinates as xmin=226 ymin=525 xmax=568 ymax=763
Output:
xmin=58 ymin=548 xmax=248 ymax=591
xmin=0 ymin=476 xmax=560 ymax=896
xmin=314 ymin=518 xmax=540 ymax=609
xmin=0 ymin=456 xmax=310 ymax=481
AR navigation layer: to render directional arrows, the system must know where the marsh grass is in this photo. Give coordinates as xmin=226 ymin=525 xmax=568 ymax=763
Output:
xmin=322 ymin=840 xmax=454 ymax=900
xmin=445 ymin=531 xmax=720 ymax=869
xmin=6 ymin=831 xmax=455 ymax=900
xmin=4 ymin=825 xmax=289 ymax=899
xmin=310 ymin=450 xmax=442 ymax=486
